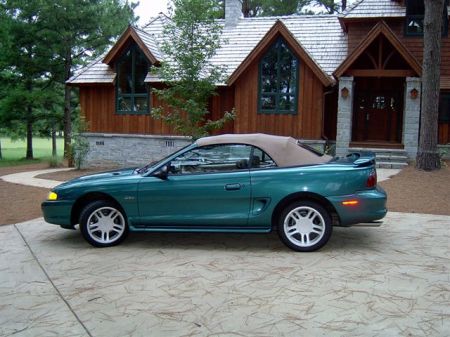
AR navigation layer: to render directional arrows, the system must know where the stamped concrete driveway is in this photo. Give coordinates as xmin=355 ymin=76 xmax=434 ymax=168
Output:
xmin=1 ymin=212 xmax=449 ymax=337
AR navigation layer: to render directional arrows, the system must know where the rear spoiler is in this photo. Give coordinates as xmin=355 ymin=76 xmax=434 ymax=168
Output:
xmin=346 ymin=151 xmax=376 ymax=167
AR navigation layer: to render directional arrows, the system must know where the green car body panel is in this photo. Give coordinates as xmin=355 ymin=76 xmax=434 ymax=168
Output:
xmin=42 ymin=142 xmax=387 ymax=235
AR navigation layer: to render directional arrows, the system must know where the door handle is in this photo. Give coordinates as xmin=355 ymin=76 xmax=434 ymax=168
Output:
xmin=225 ymin=183 xmax=241 ymax=191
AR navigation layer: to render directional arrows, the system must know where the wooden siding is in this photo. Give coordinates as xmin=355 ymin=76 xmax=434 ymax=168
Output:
xmin=80 ymin=85 xmax=175 ymax=135
xmin=439 ymin=122 xmax=450 ymax=144
xmin=79 ymin=85 xmax=235 ymax=135
xmin=233 ymin=60 xmax=324 ymax=139
xmin=346 ymin=18 xmax=450 ymax=76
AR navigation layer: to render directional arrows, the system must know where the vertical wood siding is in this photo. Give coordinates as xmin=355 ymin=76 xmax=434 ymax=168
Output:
xmin=233 ymin=60 xmax=324 ymax=139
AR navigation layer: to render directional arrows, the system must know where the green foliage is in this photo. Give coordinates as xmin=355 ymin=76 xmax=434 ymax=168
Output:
xmin=71 ymin=116 xmax=90 ymax=170
xmin=239 ymin=0 xmax=341 ymax=17
xmin=152 ymin=0 xmax=234 ymax=140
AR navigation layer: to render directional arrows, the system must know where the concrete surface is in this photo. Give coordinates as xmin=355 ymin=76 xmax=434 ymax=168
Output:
xmin=1 ymin=168 xmax=72 ymax=189
xmin=1 ymin=212 xmax=449 ymax=336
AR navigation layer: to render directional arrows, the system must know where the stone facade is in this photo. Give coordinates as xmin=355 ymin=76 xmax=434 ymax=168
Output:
xmin=403 ymin=77 xmax=421 ymax=158
xmin=225 ymin=0 xmax=242 ymax=27
xmin=335 ymin=76 xmax=354 ymax=157
xmin=82 ymin=133 xmax=191 ymax=168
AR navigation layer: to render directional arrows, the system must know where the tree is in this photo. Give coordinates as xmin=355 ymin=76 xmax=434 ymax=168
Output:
xmin=39 ymin=0 xmax=137 ymax=165
xmin=0 ymin=0 xmax=54 ymax=159
xmin=416 ymin=0 xmax=445 ymax=171
xmin=152 ymin=0 xmax=234 ymax=140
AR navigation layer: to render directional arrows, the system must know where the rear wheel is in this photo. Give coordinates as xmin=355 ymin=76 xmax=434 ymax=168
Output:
xmin=79 ymin=200 xmax=128 ymax=247
xmin=278 ymin=201 xmax=332 ymax=252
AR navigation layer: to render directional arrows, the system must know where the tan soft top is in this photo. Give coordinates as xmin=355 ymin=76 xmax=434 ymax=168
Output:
xmin=196 ymin=133 xmax=331 ymax=167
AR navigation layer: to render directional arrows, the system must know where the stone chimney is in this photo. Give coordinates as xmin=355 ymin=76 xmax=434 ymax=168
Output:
xmin=225 ymin=0 xmax=242 ymax=27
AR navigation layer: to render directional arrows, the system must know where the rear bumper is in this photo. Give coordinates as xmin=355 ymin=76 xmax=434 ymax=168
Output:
xmin=327 ymin=186 xmax=387 ymax=226
xmin=41 ymin=200 xmax=73 ymax=227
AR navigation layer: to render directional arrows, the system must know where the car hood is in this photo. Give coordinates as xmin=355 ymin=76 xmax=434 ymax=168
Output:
xmin=56 ymin=168 xmax=138 ymax=188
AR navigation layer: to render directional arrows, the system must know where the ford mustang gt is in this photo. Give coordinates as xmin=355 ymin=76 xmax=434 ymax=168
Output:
xmin=42 ymin=133 xmax=387 ymax=252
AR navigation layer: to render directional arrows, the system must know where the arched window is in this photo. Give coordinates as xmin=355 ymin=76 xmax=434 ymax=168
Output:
xmin=116 ymin=45 xmax=150 ymax=114
xmin=259 ymin=38 xmax=299 ymax=114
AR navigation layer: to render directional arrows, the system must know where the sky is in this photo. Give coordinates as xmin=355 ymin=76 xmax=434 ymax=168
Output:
xmin=135 ymin=0 xmax=170 ymax=25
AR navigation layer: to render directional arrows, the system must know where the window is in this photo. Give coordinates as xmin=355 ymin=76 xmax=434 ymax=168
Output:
xmin=405 ymin=0 xmax=448 ymax=37
xmin=170 ymin=144 xmax=253 ymax=174
xmin=259 ymin=38 xmax=299 ymax=114
xmin=116 ymin=45 xmax=150 ymax=114
xmin=439 ymin=93 xmax=450 ymax=122
xmin=252 ymin=147 xmax=277 ymax=168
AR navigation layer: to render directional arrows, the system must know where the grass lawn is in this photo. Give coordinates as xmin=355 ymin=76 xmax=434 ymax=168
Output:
xmin=0 ymin=137 xmax=64 ymax=167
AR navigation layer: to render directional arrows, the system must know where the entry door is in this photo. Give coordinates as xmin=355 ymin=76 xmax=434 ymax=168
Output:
xmin=354 ymin=91 xmax=402 ymax=142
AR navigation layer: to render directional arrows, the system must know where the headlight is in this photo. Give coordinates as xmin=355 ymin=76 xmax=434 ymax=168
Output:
xmin=47 ymin=191 xmax=58 ymax=201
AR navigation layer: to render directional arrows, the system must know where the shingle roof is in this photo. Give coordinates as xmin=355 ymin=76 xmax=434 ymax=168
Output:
xmin=341 ymin=0 xmax=406 ymax=19
xmin=67 ymin=14 xmax=346 ymax=85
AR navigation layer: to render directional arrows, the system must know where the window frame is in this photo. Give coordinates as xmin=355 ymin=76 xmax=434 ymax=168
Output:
xmin=405 ymin=0 xmax=449 ymax=37
xmin=115 ymin=44 xmax=151 ymax=115
xmin=258 ymin=37 xmax=300 ymax=115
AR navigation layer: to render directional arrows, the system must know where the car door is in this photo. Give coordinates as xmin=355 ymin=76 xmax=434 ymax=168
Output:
xmin=136 ymin=144 xmax=252 ymax=228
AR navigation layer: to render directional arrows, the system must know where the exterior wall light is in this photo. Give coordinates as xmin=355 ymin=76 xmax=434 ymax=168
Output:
xmin=410 ymin=88 xmax=419 ymax=99
xmin=341 ymin=87 xmax=350 ymax=98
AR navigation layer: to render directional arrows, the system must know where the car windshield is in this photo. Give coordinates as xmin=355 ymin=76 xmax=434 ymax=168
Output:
xmin=135 ymin=143 xmax=193 ymax=175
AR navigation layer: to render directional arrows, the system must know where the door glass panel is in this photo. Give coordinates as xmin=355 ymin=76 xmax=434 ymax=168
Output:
xmin=170 ymin=144 xmax=252 ymax=174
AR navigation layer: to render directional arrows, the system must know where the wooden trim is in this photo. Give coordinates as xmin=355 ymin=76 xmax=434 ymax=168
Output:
xmin=227 ymin=20 xmax=334 ymax=87
xmin=334 ymin=20 xmax=422 ymax=78
xmin=103 ymin=26 xmax=158 ymax=65
xmin=347 ymin=69 xmax=417 ymax=77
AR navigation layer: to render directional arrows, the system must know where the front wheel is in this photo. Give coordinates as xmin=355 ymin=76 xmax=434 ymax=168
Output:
xmin=79 ymin=200 xmax=128 ymax=247
xmin=278 ymin=201 xmax=332 ymax=252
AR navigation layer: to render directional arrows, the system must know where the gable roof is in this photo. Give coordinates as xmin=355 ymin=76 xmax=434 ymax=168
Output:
xmin=334 ymin=20 xmax=421 ymax=78
xmin=67 ymin=14 xmax=346 ymax=86
xmin=103 ymin=25 xmax=161 ymax=65
xmin=227 ymin=20 xmax=334 ymax=86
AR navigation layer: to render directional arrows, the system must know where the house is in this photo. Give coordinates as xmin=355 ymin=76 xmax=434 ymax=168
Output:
xmin=67 ymin=0 xmax=450 ymax=167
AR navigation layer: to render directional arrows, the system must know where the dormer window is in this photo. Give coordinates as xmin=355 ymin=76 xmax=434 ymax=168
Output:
xmin=116 ymin=45 xmax=150 ymax=114
xmin=258 ymin=37 xmax=299 ymax=114
xmin=405 ymin=0 xmax=448 ymax=37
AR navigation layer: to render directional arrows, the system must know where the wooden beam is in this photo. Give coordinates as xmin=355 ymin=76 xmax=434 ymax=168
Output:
xmin=347 ymin=69 xmax=417 ymax=77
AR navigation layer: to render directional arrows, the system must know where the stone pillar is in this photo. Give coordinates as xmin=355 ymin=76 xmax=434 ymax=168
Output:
xmin=335 ymin=76 xmax=354 ymax=157
xmin=403 ymin=77 xmax=421 ymax=158
xmin=225 ymin=0 xmax=242 ymax=27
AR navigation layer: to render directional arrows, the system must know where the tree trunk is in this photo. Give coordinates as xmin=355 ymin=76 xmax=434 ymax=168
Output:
xmin=26 ymin=107 xmax=33 ymax=160
xmin=51 ymin=122 xmax=57 ymax=157
xmin=63 ymin=51 xmax=73 ymax=166
xmin=416 ymin=0 xmax=444 ymax=171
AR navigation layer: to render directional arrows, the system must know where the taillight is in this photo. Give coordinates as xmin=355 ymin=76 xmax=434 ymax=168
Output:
xmin=366 ymin=169 xmax=377 ymax=188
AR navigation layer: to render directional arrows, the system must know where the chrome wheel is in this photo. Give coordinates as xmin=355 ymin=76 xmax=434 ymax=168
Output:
xmin=283 ymin=206 xmax=325 ymax=247
xmin=278 ymin=201 xmax=332 ymax=252
xmin=80 ymin=200 xmax=128 ymax=247
xmin=87 ymin=207 xmax=125 ymax=244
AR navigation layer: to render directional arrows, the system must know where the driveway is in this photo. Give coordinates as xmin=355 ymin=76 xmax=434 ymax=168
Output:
xmin=1 ymin=212 xmax=449 ymax=337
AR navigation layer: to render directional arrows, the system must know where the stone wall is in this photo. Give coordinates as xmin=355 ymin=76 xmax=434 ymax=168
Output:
xmin=82 ymin=133 xmax=192 ymax=168
xmin=403 ymin=77 xmax=421 ymax=158
xmin=335 ymin=76 xmax=354 ymax=157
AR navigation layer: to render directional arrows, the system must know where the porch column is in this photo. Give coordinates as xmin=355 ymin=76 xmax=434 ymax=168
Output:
xmin=403 ymin=77 xmax=421 ymax=158
xmin=336 ymin=76 xmax=354 ymax=157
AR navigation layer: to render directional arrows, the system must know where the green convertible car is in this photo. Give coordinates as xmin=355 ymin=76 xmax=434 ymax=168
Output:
xmin=42 ymin=133 xmax=387 ymax=252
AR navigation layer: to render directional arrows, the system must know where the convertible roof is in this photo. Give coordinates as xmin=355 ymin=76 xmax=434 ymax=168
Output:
xmin=196 ymin=133 xmax=331 ymax=167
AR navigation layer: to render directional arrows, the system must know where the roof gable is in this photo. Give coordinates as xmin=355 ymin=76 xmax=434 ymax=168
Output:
xmin=334 ymin=20 xmax=421 ymax=78
xmin=227 ymin=20 xmax=334 ymax=87
xmin=103 ymin=26 xmax=160 ymax=65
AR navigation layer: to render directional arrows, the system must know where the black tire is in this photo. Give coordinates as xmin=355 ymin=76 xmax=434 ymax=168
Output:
xmin=278 ymin=200 xmax=332 ymax=252
xmin=79 ymin=200 xmax=128 ymax=247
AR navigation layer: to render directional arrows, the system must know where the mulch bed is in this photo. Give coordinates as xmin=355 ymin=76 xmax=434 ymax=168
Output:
xmin=0 ymin=162 xmax=449 ymax=225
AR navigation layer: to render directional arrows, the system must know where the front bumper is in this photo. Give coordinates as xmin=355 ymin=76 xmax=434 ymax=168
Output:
xmin=41 ymin=200 xmax=73 ymax=227
xmin=327 ymin=186 xmax=387 ymax=226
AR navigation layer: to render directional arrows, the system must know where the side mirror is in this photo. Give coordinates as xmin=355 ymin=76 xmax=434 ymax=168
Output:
xmin=153 ymin=165 xmax=169 ymax=180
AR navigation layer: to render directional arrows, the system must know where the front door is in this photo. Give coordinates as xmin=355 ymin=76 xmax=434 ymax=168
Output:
xmin=353 ymin=78 xmax=404 ymax=143
xmin=136 ymin=144 xmax=252 ymax=228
